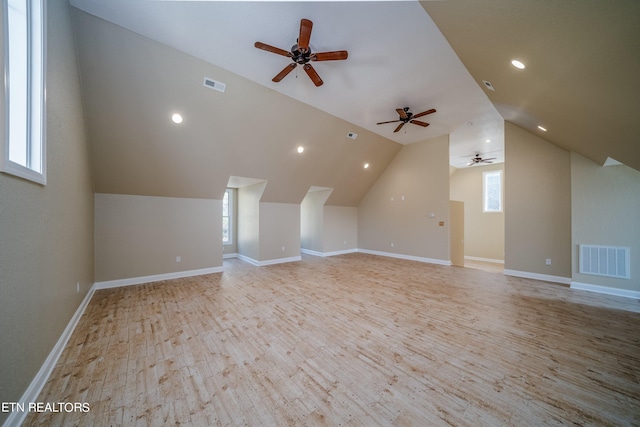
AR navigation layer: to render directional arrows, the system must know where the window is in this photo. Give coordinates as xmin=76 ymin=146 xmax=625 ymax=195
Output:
xmin=222 ymin=189 xmax=233 ymax=244
xmin=483 ymin=170 xmax=502 ymax=212
xmin=2 ymin=0 xmax=46 ymax=184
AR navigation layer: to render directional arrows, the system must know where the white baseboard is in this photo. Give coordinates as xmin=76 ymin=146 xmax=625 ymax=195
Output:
xmin=2 ymin=285 xmax=96 ymax=427
xmin=223 ymin=253 xmax=238 ymax=259
xmin=94 ymin=266 xmax=224 ymax=290
xmin=300 ymin=248 xmax=358 ymax=257
xmin=357 ymin=249 xmax=451 ymax=266
xmin=465 ymin=256 xmax=505 ymax=264
xmin=570 ymin=282 xmax=640 ymax=299
xmin=504 ymin=269 xmax=572 ymax=285
xmin=236 ymin=254 xmax=301 ymax=267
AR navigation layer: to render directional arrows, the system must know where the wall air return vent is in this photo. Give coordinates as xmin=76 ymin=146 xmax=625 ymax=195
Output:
xmin=203 ymin=77 xmax=226 ymax=93
xmin=579 ymin=245 xmax=630 ymax=279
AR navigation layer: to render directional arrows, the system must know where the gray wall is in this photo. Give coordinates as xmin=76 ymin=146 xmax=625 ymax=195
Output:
xmin=0 ymin=0 xmax=94 ymax=422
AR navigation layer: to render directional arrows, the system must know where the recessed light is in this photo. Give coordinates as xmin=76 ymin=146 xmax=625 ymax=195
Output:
xmin=511 ymin=60 xmax=525 ymax=69
xmin=537 ymin=125 xmax=547 ymax=132
xmin=363 ymin=163 xmax=370 ymax=169
xmin=297 ymin=146 xmax=304 ymax=154
xmin=171 ymin=113 xmax=183 ymax=124
xmin=485 ymin=139 xmax=491 ymax=143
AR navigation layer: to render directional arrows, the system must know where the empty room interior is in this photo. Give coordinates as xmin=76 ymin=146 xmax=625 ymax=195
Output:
xmin=1 ymin=0 xmax=639 ymax=425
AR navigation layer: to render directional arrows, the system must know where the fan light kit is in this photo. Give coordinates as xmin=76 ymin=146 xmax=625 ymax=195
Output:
xmin=254 ymin=18 xmax=348 ymax=87
xmin=377 ymin=107 xmax=436 ymax=133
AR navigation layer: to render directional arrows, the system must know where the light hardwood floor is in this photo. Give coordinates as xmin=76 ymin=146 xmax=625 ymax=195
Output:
xmin=27 ymin=253 xmax=640 ymax=426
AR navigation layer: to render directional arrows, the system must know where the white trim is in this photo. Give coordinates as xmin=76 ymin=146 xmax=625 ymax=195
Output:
xmin=357 ymin=249 xmax=451 ymax=266
xmin=258 ymin=256 xmax=302 ymax=266
xmin=464 ymin=256 xmax=505 ymax=264
xmin=236 ymin=254 xmax=260 ymax=266
xmin=236 ymin=254 xmax=301 ymax=266
xmin=223 ymin=252 xmax=238 ymax=259
xmin=504 ymin=269 xmax=571 ymax=285
xmin=2 ymin=283 xmax=95 ymax=427
xmin=94 ymin=267 xmax=223 ymax=290
xmin=301 ymin=248 xmax=358 ymax=257
xmin=570 ymin=282 xmax=640 ymax=300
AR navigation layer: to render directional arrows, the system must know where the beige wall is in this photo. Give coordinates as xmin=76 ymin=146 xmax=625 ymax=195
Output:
xmin=571 ymin=153 xmax=640 ymax=291
xmin=237 ymin=182 xmax=266 ymax=261
xmin=260 ymin=202 xmax=301 ymax=261
xmin=504 ymin=122 xmax=571 ymax=279
xmin=301 ymin=189 xmax=332 ymax=252
xmin=323 ymin=206 xmax=358 ymax=253
xmin=94 ymin=194 xmax=222 ymax=282
xmin=358 ymin=135 xmax=451 ymax=262
xmin=0 ymin=0 xmax=94 ymax=420
xmin=450 ymin=163 xmax=505 ymax=261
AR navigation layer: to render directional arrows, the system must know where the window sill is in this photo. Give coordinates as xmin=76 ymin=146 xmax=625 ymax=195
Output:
xmin=1 ymin=160 xmax=46 ymax=185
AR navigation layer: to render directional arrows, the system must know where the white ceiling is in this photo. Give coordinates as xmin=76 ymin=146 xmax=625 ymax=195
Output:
xmin=69 ymin=0 xmax=505 ymax=168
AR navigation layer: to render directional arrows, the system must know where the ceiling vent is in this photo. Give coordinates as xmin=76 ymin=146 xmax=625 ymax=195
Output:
xmin=204 ymin=77 xmax=226 ymax=93
xmin=482 ymin=80 xmax=495 ymax=92
xmin=347 ymin=132 xmax=358 ymax=140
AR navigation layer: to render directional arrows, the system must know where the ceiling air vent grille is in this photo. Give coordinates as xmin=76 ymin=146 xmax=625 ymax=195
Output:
xmin=579 ymin=245 xmax=630 ymax=279
xmin=204 ymin=77 xmax=226 ymax=93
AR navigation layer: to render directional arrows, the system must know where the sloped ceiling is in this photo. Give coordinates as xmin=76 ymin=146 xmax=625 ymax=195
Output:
xmin=71 ymin=9 xmax=402 ymax=205
xmin=69 ymin=0 xmax=639 ymax=207
xmin=421 ymin=0 xmax=640 ymax=171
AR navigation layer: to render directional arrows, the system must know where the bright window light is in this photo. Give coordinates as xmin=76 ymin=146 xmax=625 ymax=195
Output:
xmin=2 ymin=0 xmax=46 ymax=184
xmin=483 ymin=170 xmax=502 ymax=213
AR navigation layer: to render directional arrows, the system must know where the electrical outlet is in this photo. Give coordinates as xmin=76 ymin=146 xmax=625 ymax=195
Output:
xmin=546 ymin=259 xmax=551 ymax=265
xmin=176 ymin=256 xmax=181 ymax=263
xmin=281 ymin=246 xmax=285 ymax=252
xmin=76 ymin=282 xmax=80 ymax=293
xmin=391 ymin=243 xmax=394 ymax=248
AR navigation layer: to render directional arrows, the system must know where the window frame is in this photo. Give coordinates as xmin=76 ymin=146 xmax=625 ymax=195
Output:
xmin=482 ymin=169 xmax=502 ymax=213
xmin=222 ymin=189 xmax=233 ymax=245
xmin=1 ymin=0 xmax=47 ymax=185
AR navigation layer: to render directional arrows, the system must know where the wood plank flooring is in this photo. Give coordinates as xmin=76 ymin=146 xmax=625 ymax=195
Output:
xmin=26 ymin=253 xmax=640 ymax=426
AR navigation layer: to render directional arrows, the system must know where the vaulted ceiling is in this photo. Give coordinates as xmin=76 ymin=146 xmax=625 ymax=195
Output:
xmin=68 ymin=0 xmax=639 ymax=204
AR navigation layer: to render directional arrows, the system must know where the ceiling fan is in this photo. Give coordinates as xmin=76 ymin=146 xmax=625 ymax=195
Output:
xmin=377 ymin=107 xmax=436 ymax=133
xmin=254 ymin=18 xmax=348 ymax=87
xmin=467 ymin=153 xmax=496 ymax=166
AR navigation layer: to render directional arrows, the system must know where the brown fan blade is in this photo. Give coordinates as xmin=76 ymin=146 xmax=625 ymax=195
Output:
xmin=394 ymin=123 xmax=405 ymax=133
xmin=377 ymin=120 xmax=403 ymax=125
xmin=410 ymin=120 xmax=430 ymax=127
xmin=396 ymin=108 xmax=408 ymax=119
xmin=298 ymin=19 xmax=313 ymax=51
xmin=303 ymin=63 xmax=323 ymax=87
xmin=412 ymin=108 xmax=436 ymax=119
xmin=254 ymin=42 xmax=292 ymax=58
xmin=312 ymin=51 xmax=348 ymax=61
xmin=272 ymin=63 xmax=296 ymax=82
